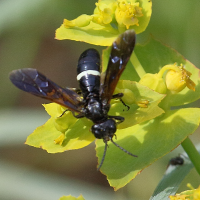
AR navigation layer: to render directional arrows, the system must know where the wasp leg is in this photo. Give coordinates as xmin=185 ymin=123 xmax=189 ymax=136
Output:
xmin=112 ymin=93 xmax=130 ymax=111
xmin=120 ymin=99 xmax=130 ymax=111
xmin=112 ymin=93 xmax=124 ymax=99
xmin=59 ymin=109 xmax=69 ymax=117
xmin=59 ymin=109 xmax=84 ymax=119
xmin=72 ymin=112 xmax=85 ymax=118
xmin=108 ymin=115 xmax=124 ymax=124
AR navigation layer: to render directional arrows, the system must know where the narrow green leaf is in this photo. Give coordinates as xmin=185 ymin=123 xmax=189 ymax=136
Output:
xmin=150 ymin=155 xmax=194 ymax=200
xmin=150 ymin=145 xmax=200 ymax=200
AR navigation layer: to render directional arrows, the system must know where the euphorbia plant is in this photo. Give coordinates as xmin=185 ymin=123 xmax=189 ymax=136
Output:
xmin=24 ymin=0 xmax=200 ymax=193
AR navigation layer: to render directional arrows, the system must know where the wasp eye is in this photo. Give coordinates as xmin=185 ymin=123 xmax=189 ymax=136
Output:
xmin=91 ymin=124 xmax=103 ymax=139
xmin=105 ymin=119 xmax=116 ymax=134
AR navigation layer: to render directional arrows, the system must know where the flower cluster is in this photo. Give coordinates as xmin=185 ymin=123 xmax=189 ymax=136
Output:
xmin=56 ymin=0 xmax=152 ymax=45
xmin=64 ymin=0 xmax=143 ymax=32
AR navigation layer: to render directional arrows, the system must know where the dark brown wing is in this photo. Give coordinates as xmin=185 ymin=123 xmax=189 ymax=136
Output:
xmin=9 ymin=68 xmax=84 ymax=113
xmin=100 ymin=30 xmax=136 ymax=105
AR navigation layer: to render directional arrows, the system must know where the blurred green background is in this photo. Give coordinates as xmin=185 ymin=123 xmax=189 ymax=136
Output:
xmin=1 ymin=0 xmax=200 ymax=199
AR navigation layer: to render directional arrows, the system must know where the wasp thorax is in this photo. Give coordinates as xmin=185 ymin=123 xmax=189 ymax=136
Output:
xmin=84 ymin=98 xmax=105 ymax=121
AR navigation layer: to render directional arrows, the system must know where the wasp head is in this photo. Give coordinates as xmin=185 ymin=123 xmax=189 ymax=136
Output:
xmin=91 ymin=119 xmax=116 ymax=141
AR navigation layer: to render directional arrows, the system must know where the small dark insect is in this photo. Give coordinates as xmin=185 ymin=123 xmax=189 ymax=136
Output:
xmin=169 ymin=156 xmax=184 ymax=166
xmin=9 ymin=30 xmax=137 ymax=170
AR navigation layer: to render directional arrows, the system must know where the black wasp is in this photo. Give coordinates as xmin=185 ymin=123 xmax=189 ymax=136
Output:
xmin=9 ymin=30 xmax=137 ymax=170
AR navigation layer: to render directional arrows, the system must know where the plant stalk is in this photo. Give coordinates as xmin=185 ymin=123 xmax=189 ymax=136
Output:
xmin=130 ymin=52 xmax=146 ymax=78
xmin=181 ymin=137 xmax=200 ymax=175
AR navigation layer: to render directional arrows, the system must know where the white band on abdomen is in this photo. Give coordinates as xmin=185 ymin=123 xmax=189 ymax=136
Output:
xmin=77 ymin=70 xmax=100 ymax=81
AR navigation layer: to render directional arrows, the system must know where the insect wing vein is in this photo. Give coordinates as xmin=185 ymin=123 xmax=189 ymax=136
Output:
xmin=9 ymin=68 xmax=84 ymax=113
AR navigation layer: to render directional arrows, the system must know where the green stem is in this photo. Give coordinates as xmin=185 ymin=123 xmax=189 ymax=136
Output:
xmin=130 ymin=52 xmax=146 ymax=78
xmin=181 ymin=137 xmax=200 ymax=175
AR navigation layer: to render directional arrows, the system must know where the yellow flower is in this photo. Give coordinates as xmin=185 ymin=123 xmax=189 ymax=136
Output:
xmin=169 ymin=195 xmax=188 ymax=200
xmin=93 ymin=1 xmax=116 ymax=25
xmin=115 ymin=0 xmax=143 ymax=30
xmin=193 ymin=186 xmax=200 ymax=200
xmin=169 ymin=184 xmax=200 ymax=200
xmin=165 ymin=64 xmax=196 ymax=94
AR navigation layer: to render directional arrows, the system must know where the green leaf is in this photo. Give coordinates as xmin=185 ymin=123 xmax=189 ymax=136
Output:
xmin=95 ymin=108 xmax=200 ymax=190
xmin=110 ymin=80 xmax=165 ymax=129
xmin=134 ymin=37 xmax=200 ymax=106
xmin=56 ymin=23 xmax=119 ymax=46
xmin=59 ymin=195 xmax=85 ymax=200
xmin=26 ymin=79 xmax=164 ymax=154
xmin=26 ymin=103 xmax=95 ymax=153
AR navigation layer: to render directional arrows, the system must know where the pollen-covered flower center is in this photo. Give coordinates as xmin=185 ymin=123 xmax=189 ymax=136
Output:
xmin=115 ymin=0 xmax=143 ymax=29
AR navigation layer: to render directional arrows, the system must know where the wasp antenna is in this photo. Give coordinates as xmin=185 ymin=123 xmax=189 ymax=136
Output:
xmin=97 ymin=142 xmax=108 ymax=171
xmin=111 ymin=138 xmax=138 ymax=158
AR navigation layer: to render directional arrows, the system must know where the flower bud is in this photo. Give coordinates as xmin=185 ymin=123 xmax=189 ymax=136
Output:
xmin=54 ymin=105 xmax=77 ymax=133
xmin=93 ymin=1 xmax=116 ymax=25
xmin=115 ymin=80 xmax=149 ymax=108
xmin=64 ymin=14 xmax=92 ymax=28
xmin=139 ymin=73 xmax=167 ymax=94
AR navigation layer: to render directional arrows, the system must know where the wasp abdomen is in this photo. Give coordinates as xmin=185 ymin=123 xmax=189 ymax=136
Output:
xmin=77 ymin=49 xmax=101 ymax=99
